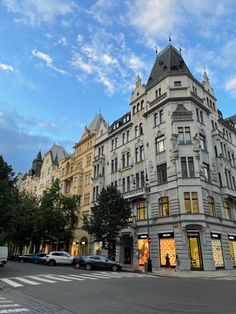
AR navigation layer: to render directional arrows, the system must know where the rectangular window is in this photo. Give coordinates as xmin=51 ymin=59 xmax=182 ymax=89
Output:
xmin=155 ymin=136 xmax=165 ymax=154
xmin=137 ymin=201 xmax=146 ymax=220
xmin=139 ymin=123 xmax=143 ymax=135
xmin=122 ymin=178 xmax=125 ymax=193
xmin=159 ymin=196 xmax=169 ymax=216
xmin=184 ymin=192 xmax=199 ymax=214
xmin=224 ymin=201 xmax=232 ymax=220
xmin=122 ymin=154 xmax=125 ymax=168
xmin=181 ymin=157 xmax=195 ymax=178
xmin=178 ymin=127 xmax=191 ymax=144
xmin=127 ymin=130 xmax=130 ymax=142
xmin=203 ymin=163 xmax=211 ymax=182
xmin=157 ymin=163 xmax=167 ymax=184
xmin=174 ymin=81 xmax=181 ymax=87
xmin=135 ymin=126 xmax=139 ymax=138
xmin=140 ymin=171 xmax=145 ymax=187
xmin=154 ymin=113 xmax=158 ymax=126
xmin=159 ymin=110 xmax=164 ymax=124
xmin=135 ymin=147 xmax=139 ymax=163
xmin=122 ymin=132 xmax=126 ymax=145
xmin=140 ymin=146 xmax=144 ymax=161
xmin=127 ymin=176 xmax=130 ymax=191
xmin=199 ymin=134 xmax=207 ymax=151
xmin=208 ymin=196 xmax=216 ymax=216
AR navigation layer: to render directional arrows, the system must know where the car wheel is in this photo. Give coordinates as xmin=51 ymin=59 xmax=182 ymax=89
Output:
xmin=49 ymin=259 xmax=56 ymax=266
xmin=112 ymin=264 xmax=118 ymax=272
xmin=74 ymin=263 xmax=80 ymax=269
xmin=85 ymin=263 xmax=92 ymax=271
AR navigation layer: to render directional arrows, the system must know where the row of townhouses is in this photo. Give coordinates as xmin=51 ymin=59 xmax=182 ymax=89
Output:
xmin=19 ymin=44 xmax=236 ymax=271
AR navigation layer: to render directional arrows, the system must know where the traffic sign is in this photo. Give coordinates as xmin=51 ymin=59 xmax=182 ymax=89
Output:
xmin=147 ymin=236 xmax=152 ymax=244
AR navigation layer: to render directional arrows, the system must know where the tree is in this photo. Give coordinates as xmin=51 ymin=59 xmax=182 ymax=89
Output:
xmin=0 ymin=155 xmax=18 ymax=244
xmin=9 ymin=192 xmax=39 ymax=254
xmin=82 ymin=186 xmax=131 ymax=259
xmin=37 ymin=179 xmax=79 ymax=251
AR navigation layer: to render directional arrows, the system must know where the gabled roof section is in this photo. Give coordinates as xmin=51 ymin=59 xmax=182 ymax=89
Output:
xmin=146 ymin=45 xmax=194 ymax=90
xmin=88 ymin=113 xmax=106 ymax=134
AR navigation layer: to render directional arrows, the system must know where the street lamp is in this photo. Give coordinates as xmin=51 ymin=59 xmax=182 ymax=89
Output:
xmin=144 ymin=176 xmax=152 ymax=272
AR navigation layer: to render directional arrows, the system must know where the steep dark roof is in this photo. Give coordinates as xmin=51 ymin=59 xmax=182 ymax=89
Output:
xmin=88 ymin=113 xmax=106 ymax=134
xmin=146 ymin=45 xmax=194 ymax=90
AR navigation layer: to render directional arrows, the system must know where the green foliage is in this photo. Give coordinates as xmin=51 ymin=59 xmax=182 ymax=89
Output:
xmin=38 ymin=179 xmax=79 ymax=245
xmin=82 ymin=186 xmax=131 ymax=254
xmin=0 ymin=155 xmax=18 ymax=243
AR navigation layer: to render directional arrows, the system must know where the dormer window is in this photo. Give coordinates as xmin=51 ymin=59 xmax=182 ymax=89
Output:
xmin=174 ymin=81 xmax=181 ymax=87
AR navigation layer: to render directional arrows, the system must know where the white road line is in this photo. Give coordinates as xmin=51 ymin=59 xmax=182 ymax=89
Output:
xmin=65 ymin=275 xmax=85 ymax=281
xmin=93 ymin=272 xmax=123 ymax=278
xmin=79 ymin=273 xmax=111 ymax=279
xmin=0 ymin=302 xmax=12 ymax=305
xmin=73 ymin=274 xmax=98 ymax=280
xmin=26 ymin=276 xmax=56 ymax=283
xmin=0 ymin=305 xmax=20 ymax=309
xmin=0 ymin=279 xmax=23 ymax=288
xmin=0 ymin=309 xmax=29 ymax=313
xmin=42 ymin=275 xmax=72 ymax=282
xmin=12 ymin=278 xmax=40 ymax=286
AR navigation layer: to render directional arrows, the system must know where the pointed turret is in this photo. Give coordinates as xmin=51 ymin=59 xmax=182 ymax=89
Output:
xmin=146 ymin=45 xmax=194 ymax=90
xmin=202 ymin=69 xmax=215 ymax=96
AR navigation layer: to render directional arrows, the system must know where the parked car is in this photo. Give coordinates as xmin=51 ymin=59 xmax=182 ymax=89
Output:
xmin=72 ymin=256 xmax=84 ymax=269
xmin=45 ymin=251 xmax=73 ymax=266
xmin=33 ymin=253 xmax=47 ymax=264
xmin=77 ymin=255 xmax=122 ymax=271
xmin=18 ymin=254 xmax=34 ymax=263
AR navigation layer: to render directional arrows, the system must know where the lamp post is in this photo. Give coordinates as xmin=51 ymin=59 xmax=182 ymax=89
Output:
xmin=145 ymin=177 xmax=152 ymax=272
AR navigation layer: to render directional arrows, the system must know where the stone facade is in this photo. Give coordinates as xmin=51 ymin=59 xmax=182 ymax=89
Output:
xmin=93 ymin=45 xmax=236 ymax=271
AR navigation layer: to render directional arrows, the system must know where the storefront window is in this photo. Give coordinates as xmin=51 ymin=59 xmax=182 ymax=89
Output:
xmin=137 ymin=201 xmax=146 ymax=220
xmin=159 ymin=233 xmax=176 ymax=267
xmin=211 ymin=234 xmax=224 ymax=268
xmin=228 ymin=235 xmax=236 ymax=267
xmin=159 ymin=196 xmax=169 ymax=216
xmin=137 ymin=235 xmax=149 ymax=265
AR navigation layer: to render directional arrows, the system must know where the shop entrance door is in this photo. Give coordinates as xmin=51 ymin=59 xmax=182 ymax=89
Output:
xmin=188 ymin=233 xmax=203 ymax=270
xmin=229 ymin=235 xmax=236 ymax=267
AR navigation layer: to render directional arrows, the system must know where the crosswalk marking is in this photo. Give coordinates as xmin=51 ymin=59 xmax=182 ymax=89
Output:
xmin=12 ymin=278 xmax=40 ymax=286
xmin=0 ymin=309 xmax=29 ymax=313
xmin=0 ymin=279 xmax=23 ymax=288
xmin=41 ymin=275 xmax=72 ymax=282
xmin=0 ymin=272 xmax=151 ymax=288
xmin=0 ymin=305 xmax=20 ymax=309
xmin=65 ymin=275 xmax=85 ymax=281
xmin=26 ymin=276 xmax=56 ymax=283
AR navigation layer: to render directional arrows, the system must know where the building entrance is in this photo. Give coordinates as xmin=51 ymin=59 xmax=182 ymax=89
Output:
xmin=187 ymin=232 xmax=203 ymax=270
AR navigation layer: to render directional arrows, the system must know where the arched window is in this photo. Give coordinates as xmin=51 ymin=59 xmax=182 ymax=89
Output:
xmin=133 ymin=106 xmax=136 ymax=115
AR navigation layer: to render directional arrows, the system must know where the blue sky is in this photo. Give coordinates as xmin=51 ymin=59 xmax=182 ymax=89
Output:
xmin=0 ymin=0 xmax=236 ymax=173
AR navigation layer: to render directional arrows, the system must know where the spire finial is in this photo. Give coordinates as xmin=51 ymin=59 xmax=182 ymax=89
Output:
xmin=168 ymin=33 xmax=172 ymax=43
xmin=155 ymin=46 xmax=158 ymax=54
xmin=179 ymin=43 xmax=182 ymax=54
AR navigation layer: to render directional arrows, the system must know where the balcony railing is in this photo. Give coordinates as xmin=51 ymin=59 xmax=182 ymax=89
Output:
xmin=123 ymin=187 xmax=146 ymax=199
xmin=149 ymin=92 xmax=167 ymax=108
xmin=190 ymin=91 xmax=204 ymax=104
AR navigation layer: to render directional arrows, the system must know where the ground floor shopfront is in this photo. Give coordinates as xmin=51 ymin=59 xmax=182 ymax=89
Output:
xmin=117 ymin=222 xmax=236 ymax=271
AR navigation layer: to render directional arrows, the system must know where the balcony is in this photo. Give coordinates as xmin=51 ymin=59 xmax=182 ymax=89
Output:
xmin=220 ymin=187 xmax=236 ymax=200
xmin=123 ymin=187 xmax=147 ymax=200
xmin=149 ymin=92 xmax=167 ymax=108
xmin=190 ymin=91 xmax=204 ymax=104
xmin=94 ymin=154 xmax=105 ymax=162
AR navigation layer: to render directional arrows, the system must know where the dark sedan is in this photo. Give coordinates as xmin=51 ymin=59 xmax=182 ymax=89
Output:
xmin=74 ymin=255 xmax=122 ymax=271
xmin=18 ymin=254 xmax=34 ymax=263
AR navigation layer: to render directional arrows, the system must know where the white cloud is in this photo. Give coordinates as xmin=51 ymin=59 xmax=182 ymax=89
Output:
xmin=32 ymin=49 xmax=67 ymax=75
xmin=0 ymin=63 xmax=14 ymax=72
xmin=32 ymin=49 xmax=52 ymax=66
xmin=58 ymin=36 xmax=68 ymax=46
xmin=3 ymin=0 xmax=76 ymax=26
xmin=225 ymin=77 xmax=236 ymax=99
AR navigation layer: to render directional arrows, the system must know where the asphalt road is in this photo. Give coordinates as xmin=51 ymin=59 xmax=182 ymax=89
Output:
xmin=0 ymin=261 xmax=235 ymax=314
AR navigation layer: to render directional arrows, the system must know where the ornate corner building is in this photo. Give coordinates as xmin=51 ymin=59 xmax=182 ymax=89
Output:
xmin=93 ymin=44 xmax=236 ymax=271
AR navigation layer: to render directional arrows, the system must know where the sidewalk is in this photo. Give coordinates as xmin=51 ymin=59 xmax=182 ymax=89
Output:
xmin=122 ymin=264 xmax=236 ymax=279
